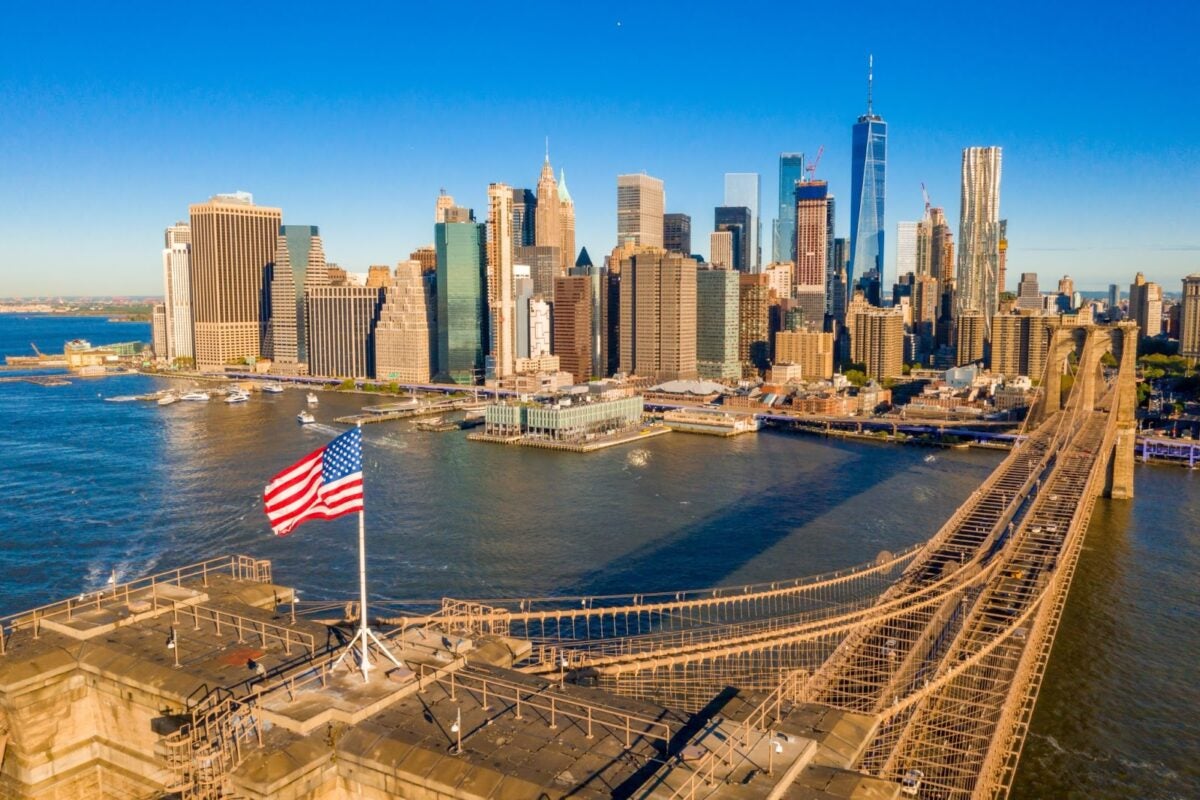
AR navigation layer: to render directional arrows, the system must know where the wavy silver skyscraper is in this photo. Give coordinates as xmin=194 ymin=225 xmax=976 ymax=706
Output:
xmin=849 ymin=57 xmax=886 ymax=296
xmin=956 ymin=146 xmax=1004 ymax=331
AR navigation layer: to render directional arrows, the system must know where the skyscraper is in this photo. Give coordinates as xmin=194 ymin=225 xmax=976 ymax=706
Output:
xmin=696 ymin=267 xmax=741 ymax=380
xmin=991 ymin=312 xmax=1051 ymax=379
xmin=535 ymin=153 xmax=561 ymax=257
xmin=267 ymin=225 xmax=327 ymax=373
xmin=366 ymin=266 xmax=391 ymax=289
xmin=306 ymin=285 xmax=385 ymax=379
xmin=929 ymin=208 xmax=955 ymax=286
xmin=1017 ymin=272 xmax=1041 ymax=310
xmin=1129 ymin=272 xmax=1163 ymax=340
xmin=188 ymin=192 xmax=281 ymax=370
xmin=956 ymin=310 xmax=987 ymax=366
xmin=896 ymin=221 xmax=918 ymax=279
xmin=825 ymin=195 xmax=837 ymax=314
xmin=849 ymin=57 xmax=886 ymax=295
xmin=724 ymin=173 xmax=761 ymax=270
xmin=529 ymin=296 xmax=551 ymax=357
xmin=618 ymin=249 xmax=697 ymax=381
xmin=793 ymin=180 xmax=829 ymax=330
xmin=151 ymin=303 xmax=168 ymax=359
xmin=487 ymin=183 xmax=516 ymax=378
xmin=1180 ymin=274 xmax=1200 ymax=364
xmin=436 ymin=213 xmax=488 ymax=384
xmin=435 ymin=190 xmax=456 ymax=223
xmin=161 ymin=222 xmax=193 ymax=363
xmin=773 ymin=330 xmax=835 ymax=380
xmin=847 ymin=292 xmax=903 ymax=379
xmin=997 ymin=219 xmax=1009 ymax=294
xmin=664 ymin=213 xmax=692 ymax=255
xmin=514 ymin=266 xmax=534 ymax=360
xmin=410 ymin=245 xmax=438 ymax=275
xmin=617 ymin=174 xmax=664 ymax=248
xmin=710 ymin=231 xmax=734 ymax=270
xmin=558 ymin=170 xmax=575 ymax=273
xmin=773 ymin=153 xmax=804 ymax=264
xmin=510 ymin=187 xmax=537 ymax=251
xmin=738 ymin=273 xmax=771 ymax=377
xmin=515 ymin=245 xmax=561 ymax=300
xmin=714 ymin=206 xmax=752 ymax=271
xmin=572 ymin=247 xmax=605 ymax=376
xmin=552 ymin=275 xmax=592 ymax=383
xmin=956 ymin=146 xmax=1004 ymax=330
xmin=375 ymin=260 xmax=437 ymax=383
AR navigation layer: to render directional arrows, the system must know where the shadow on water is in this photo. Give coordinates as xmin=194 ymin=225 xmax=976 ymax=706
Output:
xmin=562 ymin=449 xmax=889 ymax=596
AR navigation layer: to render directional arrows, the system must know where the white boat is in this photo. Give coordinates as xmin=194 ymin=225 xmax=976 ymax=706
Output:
xmin=224 ymin=391 xmax=249 ymax=404
xmin=296 ymin=411 xmax=316 ymax=424
xmin=157 ymin=393 xmax=179 ymax=406
xmin=306 ymin=392 xmax=319 ymax=406
xmin=180 ymin=391 xmax=210 ymax=402
xmin=924 ymin=454 xmax=936 ymax=463
xmin=261 ymin=383 xmax=284 ymax=394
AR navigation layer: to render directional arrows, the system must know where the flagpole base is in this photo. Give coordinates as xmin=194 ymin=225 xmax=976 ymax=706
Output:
xmin=330 ymin=626 xmax=407 ymax=682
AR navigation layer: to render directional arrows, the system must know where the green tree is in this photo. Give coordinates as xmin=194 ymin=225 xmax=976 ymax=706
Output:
xmin=1100 ymin=351 xmax=1118 ymax=368
xmin=844 ymin=369 xmax=868 ymax=388
xmin=338 ymin=378 xmax=355 ymax=390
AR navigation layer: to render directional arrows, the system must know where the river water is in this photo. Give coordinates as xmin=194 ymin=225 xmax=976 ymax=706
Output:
xmin=0 ymin=315 xmax=1195 ymax=798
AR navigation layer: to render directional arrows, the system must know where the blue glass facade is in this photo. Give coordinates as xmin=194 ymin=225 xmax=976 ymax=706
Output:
xmin=435 ymin=221 xmax=488 ymax=384
xmin=773 ymin=153 xmax=804 ymax=264
xmin=280 ymin=225 xmax=317 ymax=362
xmin=849 ymin=115 xmax=886 ymax=298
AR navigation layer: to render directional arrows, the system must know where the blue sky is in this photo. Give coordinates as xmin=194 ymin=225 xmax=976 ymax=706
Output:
xmin=1 ymin=1 xmax=1197 ymax=296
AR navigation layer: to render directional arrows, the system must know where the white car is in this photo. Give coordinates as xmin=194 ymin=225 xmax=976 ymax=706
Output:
xmin=901 ymin=768 xmax=924 ymax=796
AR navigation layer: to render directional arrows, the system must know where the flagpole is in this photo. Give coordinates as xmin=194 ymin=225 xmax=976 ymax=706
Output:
xmin=357 ymin=422 xmax=370 ymax=683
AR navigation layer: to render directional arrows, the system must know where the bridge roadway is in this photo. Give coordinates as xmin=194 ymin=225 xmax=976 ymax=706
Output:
xmin=392 ymin=323 xmax=1138 ymax=798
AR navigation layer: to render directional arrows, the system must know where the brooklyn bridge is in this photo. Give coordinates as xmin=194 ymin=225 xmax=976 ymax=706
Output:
xmin=0 ymin=321 xmax=1141 ymax=800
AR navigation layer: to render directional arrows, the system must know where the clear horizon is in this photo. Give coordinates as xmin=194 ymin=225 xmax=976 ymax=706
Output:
xmin=1 ymin=2 xmax=1197 ymax=296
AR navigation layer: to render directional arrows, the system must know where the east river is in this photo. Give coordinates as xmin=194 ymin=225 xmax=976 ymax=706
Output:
xmin=0 ymin=315 xmax=1195 ymax=798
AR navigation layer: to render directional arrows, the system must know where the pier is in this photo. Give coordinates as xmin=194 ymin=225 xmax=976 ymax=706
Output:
xmin=334 ymin=399 xmax=486 ymax=425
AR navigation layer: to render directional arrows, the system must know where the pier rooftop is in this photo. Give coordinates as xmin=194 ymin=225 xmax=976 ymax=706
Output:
xmin=0 ymin=556 xmax=901 ymax=799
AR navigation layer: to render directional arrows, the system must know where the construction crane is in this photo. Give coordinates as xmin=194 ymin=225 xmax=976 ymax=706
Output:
xmin=804 ymin=145 xmax=825 ymax=182
xmin=30 ymin=342 xmax=42 ymax=357
xmin=921 ymin=182 xmax=932 ymax=216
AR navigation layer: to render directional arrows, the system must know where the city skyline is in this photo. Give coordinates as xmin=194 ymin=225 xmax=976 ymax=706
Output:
xmin=1 ymin=3 xmax=1197 ymax=296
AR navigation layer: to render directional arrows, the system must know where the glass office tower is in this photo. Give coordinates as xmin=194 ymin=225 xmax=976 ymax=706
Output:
xmin=849 ymin=60 xmax=886 ymax=299
xmin=724 ymin=173 xmax=761 ymax=271
xmin=774 ymin=153 xmax=804 ymax=264
xmin=435 ymin=218 xmax=489 ymax=384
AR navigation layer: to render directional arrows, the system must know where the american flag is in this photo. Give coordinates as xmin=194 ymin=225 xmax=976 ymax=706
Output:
xmin=263 ymin=427 xmax=364 ymax=536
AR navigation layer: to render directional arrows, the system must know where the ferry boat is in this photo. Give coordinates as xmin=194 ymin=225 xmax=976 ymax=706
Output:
xmin=156 ymin=393 xmax=179 ymax=406
xmin=296 ymin=410 xmax=315 ymax=424
xmin=180 ymin=391 xmax=210 ymax=402
xmin=306 ymin=392 xmax=319 ymax=406
xmin=262 ymin=383 xmax=284 ymax=394
xmin=224 ymin=390 xmax=250 ymax=404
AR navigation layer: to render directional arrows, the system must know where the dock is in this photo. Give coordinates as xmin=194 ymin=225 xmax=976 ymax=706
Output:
xmin=661 ymin=409 xmax=760 ymax=437
xmin=468 ymin=424 xmax=670 ymax=452
xmin=335 ymin=400 xmax=485 ymax=425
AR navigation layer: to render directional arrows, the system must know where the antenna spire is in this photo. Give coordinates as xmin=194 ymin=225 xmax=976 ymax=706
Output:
xmin=545 ymin=136 xmax=550 ymax=162
xmin=867 ymin=54 xmax=874 ymax=115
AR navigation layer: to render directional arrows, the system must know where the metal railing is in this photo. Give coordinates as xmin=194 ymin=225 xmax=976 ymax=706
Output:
xmin=0 ymin=555 xmax=272 ymax=655
xmin=664 ymin=669 xmax=805 ymax=799
xmin=416 ymin=663 xmax=671 ymax=749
